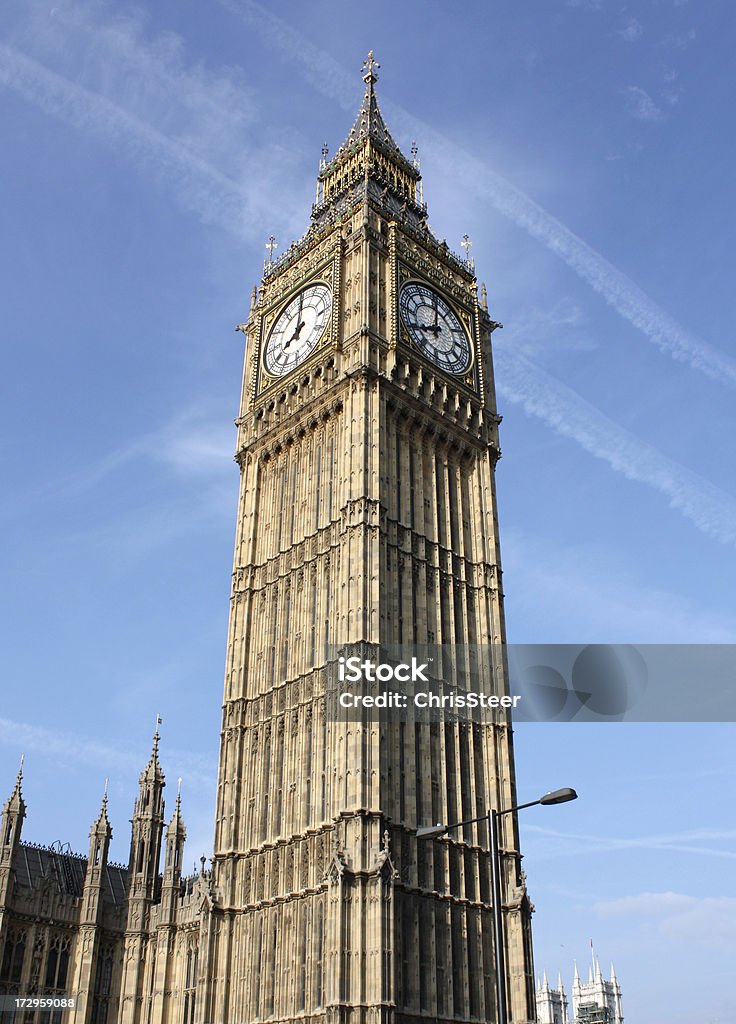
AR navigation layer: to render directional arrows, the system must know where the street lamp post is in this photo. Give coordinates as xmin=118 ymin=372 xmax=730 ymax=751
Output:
xmin=417 ymin=787 xmax=578 ymax=1024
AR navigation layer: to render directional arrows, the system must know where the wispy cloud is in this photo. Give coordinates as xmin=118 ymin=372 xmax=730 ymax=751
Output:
xmin=503 ymin=528 xmax=736 ymax=642
xmin=0 ymin=716 xmax=216 ymax=792
xmin=524 ymin=822 xmax=736 ymax=861
xmin=594 ymin=891 xmax=736 ymax=948
xmin=618 ymin=16 xmax=643 ymax=42
xmin=495 ymin=344 xmax=736 ymax=546
xmin=229 ymin=0 xmax=736 ymax=390
xmin=0 ymin=43 xmax=250 ymax=236
xmin=0 ymin=1 xmax=308 ymax=242
xmin=4 ymin=2 xmax=734 ymax=550
xmin=143 ymin=410 xmax=234 ymax=476
xmin=0 ymin=405 xmax=235 ymax=526
xmin=660 ymin=28 xmax=697 ymax=51
xmin=623 ymin=84 xmax=664 ymax=122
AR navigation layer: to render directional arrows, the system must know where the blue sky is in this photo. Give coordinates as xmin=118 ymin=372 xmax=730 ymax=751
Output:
xmin=1 ymin=1 xmax=734 ymax=1020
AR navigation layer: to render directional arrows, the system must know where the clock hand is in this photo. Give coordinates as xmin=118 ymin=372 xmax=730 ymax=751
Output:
xmin=407 ymin=321 xmax=441 ymax=335
xmin=283 ymin=320 xmax=306 ymax=349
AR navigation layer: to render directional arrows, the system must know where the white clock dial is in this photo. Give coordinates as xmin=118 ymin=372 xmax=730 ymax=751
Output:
xmin=399 ymin=282 xmax=472 ymax=375
xmin=264 ymin=283 xmax=332 ymax=377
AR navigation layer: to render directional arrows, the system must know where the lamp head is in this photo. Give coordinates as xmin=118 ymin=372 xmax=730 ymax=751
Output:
xmin=539 ymin=787 xmax=578 ymax=805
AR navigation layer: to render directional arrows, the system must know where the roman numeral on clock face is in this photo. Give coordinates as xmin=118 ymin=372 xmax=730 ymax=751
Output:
xmin=399 ymin=282 xmax=472 ymax=374
xmin=264 ymin=284 xmax=332 ymax=377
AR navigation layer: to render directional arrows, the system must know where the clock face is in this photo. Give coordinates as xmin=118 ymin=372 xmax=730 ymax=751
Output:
xmin=399 ymin=282 xmax=472 ymax=375
xmin=264 ymin=283 xmax=332 ymax=377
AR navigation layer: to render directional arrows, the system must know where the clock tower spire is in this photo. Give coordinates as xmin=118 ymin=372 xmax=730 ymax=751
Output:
xmin=207 ymin=53 xmax=536 ymax=1024
xmin=313 ymin=51 xmax=424 ymax=226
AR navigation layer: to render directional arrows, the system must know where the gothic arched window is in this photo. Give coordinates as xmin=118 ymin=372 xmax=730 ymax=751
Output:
xmin=0 ymin=928 xmax=26 ymax=988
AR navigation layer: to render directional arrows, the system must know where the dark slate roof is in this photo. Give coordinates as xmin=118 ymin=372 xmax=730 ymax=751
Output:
xmin=16 ymin=843 xmax=129 ymax=905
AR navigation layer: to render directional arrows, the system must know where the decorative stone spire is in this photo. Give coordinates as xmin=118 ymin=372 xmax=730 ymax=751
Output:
xmin=90 ymin=780 xmax=111 ymax=838
xmin=140 ymin=714 xmax=165 ymax=786
xmin=128 ymin=720 xmax=166 ymax=899
xmin=1 ymin=754 xmax=26 ymax=856
xmin=314 ymin=51 xmax=421 ymax=218
xmin=74 ymin=781 xmax=113 ymax=1019
xmin=328 ymin=52 xmax=412 ymax=170
xmin=2 ymin=754 xmax=25 ymax=819
xmin=167 ymin=781 xmax=186 ymax=848
xmin=84 ymin=781 xmax=112 ymax=901
xmin=163 ymin=778 xmax=186 ymax=893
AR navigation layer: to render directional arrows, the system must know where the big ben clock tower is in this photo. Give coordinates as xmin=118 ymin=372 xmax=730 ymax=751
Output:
xmin=205 ymin=53 xmax=537 ymax=1024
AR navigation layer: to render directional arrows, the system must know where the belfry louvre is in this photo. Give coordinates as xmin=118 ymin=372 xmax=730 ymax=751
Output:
xmin=0 ymin=54 xmax=537 ymax=1024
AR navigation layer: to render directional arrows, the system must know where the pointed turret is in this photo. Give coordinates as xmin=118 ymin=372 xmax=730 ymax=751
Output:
xmin=610 ymin=961 xmax=624 ymax=1023
xmin=313 ymin=50 xmax=423 ymax=225
xmin=87 ymin=780 xmax=112 ymax=870
xmin=330 ymin=51 xmax=412 ymax=170
xmin=159 ymin=779 xmax=187 ymax=932
xmin=81 ymin=782 xmax=113 ymax=925
xmin=127 ymin=718 xmax=166 ymax=901
xmin=1 ymin=755 xmax=25 ymax=855
xmin=163 ymin=779 xmax=186 ymax=884
xmin=0 ymin=756 xmax=26 ymax=936
xmin=71 ymin=782 xmax=114 ymax=1022
xmin=120 ymin=721 xmax=168 ymax=1024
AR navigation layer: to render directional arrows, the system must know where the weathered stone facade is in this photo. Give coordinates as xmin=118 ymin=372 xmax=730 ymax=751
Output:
xmin=0 ymin=56 xmax=537 ymax=1024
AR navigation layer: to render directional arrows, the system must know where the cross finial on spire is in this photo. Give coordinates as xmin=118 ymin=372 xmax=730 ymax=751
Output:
xmin=461 ymin=233 xmax=473 ymax=264
xmin=265 ymin=235 xmax=278 ymax=267
xmin=362 ymin=50 xmax=380 ymax=84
